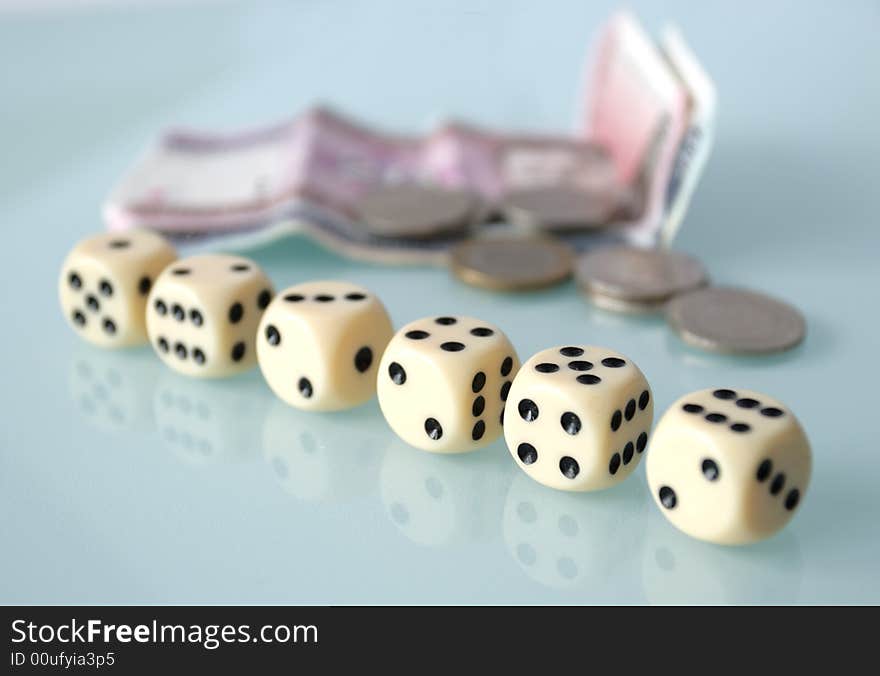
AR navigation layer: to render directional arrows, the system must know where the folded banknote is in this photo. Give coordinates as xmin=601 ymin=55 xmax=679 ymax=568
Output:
xmin=659 ymin=25 xmax=718 ymax=245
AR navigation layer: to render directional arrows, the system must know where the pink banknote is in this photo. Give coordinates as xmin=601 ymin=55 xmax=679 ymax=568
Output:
xmin=106 ymin=110 xmax=616 ymax=225
xmin=584 ymin=11 xmax=689 ymax=242
xmin=106 ymin=108 xmax=418 ymax=233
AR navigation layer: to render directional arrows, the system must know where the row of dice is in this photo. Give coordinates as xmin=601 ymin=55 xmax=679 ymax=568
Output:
xmin=58 ymin=230 xmax=811 ymax=545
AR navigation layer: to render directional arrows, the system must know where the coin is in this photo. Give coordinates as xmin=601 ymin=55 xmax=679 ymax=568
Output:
xmin=575 ymin=245 xmax=708 ymax=309
xmin=357 ymin=184 xmax=480 ymax=239
xmin=500 ymin=186 xmax=617 ymax=231
xmin=583 ymin=289 xmax=668 ymax=314
xmin=666 ymin=287 xmax=806 ymax=354
xmin=449 ymin=237 xmax=574 ymax=291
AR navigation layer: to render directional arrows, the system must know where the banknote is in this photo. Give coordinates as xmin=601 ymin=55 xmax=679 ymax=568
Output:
xmin=584 ymin=10 xmax=689 ymax=244
xmin=434 ymin=122 xmax=621 ymax=195
xmin=106 ymin=111 xmax=618 ymax=220
xmin=103 ymin=11 xmax=710 ymax=262
xmin=104 ymin=108 xmax=423 ymax=233
xmin=658 ymin=25 xmax=718 ymax=244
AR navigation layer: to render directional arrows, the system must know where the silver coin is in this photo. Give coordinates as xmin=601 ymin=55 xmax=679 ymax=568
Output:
xmin=500 ymin=186 xmax=617 ymax=231
xmin=450 ymin=237 xmax=574 ymax=291
xmin=584 ymin=289 xmax=668 ymax=314
xmin=666 ymin=287 xmax=806 ymax=354
xmin=575 ymin=245 xmax=709 ymax=306
xmin=357 ymin=184 xmax=479 ymax=239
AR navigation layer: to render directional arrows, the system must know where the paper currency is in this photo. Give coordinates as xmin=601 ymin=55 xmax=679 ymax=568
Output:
xmin=104 ymin=11 xmax=714 ymax=264
xmin=104 ymin=109 xmax=629 ymax=261
xmin=105 ymin=108 xmax=420 ymax=233
xmin=659 ymin=25 xmax=718 ymax=244
xmin=584 ymin=11 xmax=689 ymax=242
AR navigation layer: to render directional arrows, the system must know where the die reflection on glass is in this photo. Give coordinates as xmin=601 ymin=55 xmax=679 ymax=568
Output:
xmin=379 ymin=440 xmax=512 ymax=547
xmin=640 ymin=518 xmax=803 ymax=604
xmin=68 ymin=347 xmax=159 ymax=434
xmin=502 ymin=472 xmax=647 ymax=589
xmin=262 ymin=400 xmax=383 ymax=502
xmin=153 ymin=371 xmax=270 ymax=465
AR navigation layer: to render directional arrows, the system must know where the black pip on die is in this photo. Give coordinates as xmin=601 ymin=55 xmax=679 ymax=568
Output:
xmin=377 ymin=316 xmax=519 ymax=453
xmin=256 ymin=281 xmax=394 ymax=411
xmin=146 ymin=254 xmax=274 ymax=378
xmin=645 ymin=388 xmax=811 ymax=545
xmin=504 ymin=345 xmax=653 ymax=491
xmin=59 ymin=230 xmax=177 ymax=347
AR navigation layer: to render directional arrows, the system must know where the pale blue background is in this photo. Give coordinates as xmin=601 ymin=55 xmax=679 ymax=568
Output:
xmin=1 ymin=0 xmax=878 ymax=603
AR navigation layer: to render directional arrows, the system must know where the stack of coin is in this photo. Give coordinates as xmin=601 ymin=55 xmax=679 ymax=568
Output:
xmin=500 ymin=185 xmax=618 ymax=232
xmin=571 ymin=245 xmax=806 ymax=354
xmin=357 ymin=184 xmax=482 ymax=240
xmin=449 ymin=236 xmax=575 ymax=291
xmin=574 ymin=245 xmax=709 ymax=313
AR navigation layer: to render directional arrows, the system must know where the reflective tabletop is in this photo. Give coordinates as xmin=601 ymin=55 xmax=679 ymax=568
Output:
xmin=1 ymin=0 xmax=878 ymax=603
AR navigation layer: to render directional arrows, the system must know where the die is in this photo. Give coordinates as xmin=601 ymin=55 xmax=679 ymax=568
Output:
xmin=645 ymin=387 xmax=811 ymax=545
xmin=376 ymin=315 xmax=520 ymax=453
xmin=58 ymin=230 xmax=177 ymax=347
xmin=146 ymin=254 xmax=274 ymax=378
xmin=256 ymin=281 xmax=393 ymax=411
xmin=504 ymin=345 xmax=653 ymax=491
